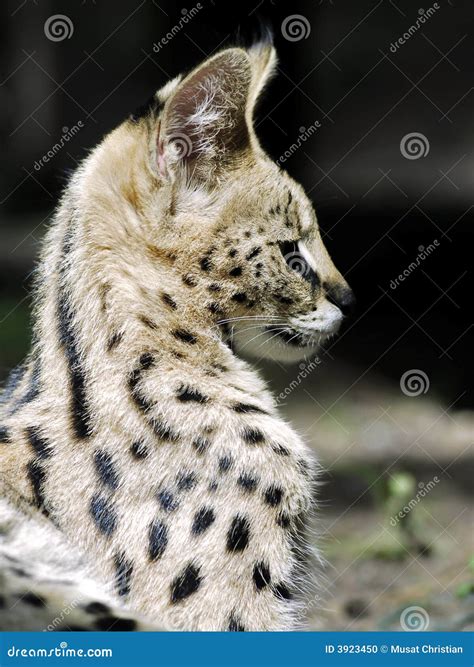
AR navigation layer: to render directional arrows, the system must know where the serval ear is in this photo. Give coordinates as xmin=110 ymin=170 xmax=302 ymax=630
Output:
xmin=247 ymin=39 xmax=277 ymax=120
xmin=157 ymin=48 xmax=252 ymax=184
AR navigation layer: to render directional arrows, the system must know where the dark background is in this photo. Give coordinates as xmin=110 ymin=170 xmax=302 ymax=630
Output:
xmin=0 ymin=0 xmax=472 ymax=406
xmin=0 ymin=0 xmax=472 ymax=631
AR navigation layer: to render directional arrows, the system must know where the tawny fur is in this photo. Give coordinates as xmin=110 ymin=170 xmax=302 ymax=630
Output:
xmin=0 ymin=43 xmax=352 ymax=631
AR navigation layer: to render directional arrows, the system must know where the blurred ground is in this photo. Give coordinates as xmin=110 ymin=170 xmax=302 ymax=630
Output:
xmin=266 ymin=358 xmax=474 ymax=631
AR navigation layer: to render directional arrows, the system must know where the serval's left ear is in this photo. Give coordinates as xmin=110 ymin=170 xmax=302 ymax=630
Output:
xmin=157 ymin=48 xmax=252 ymax=183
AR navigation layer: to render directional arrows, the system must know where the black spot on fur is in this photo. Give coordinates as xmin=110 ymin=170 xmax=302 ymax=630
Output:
xmin=182 ymin=274 xmax=197 ymax=287
xmin=139 ymin=352 xmax=154 ymax=369
xmin=228 ymin=248 xmax=237 ymax=258
xmin=139 ymin=315 xmax=158 ymax=330
xmin=89 ymin=494 xmax=117 ymax=536
xmin=58 ymin=299 xmax=92 ymax=439
xmin=229 ymin=267 xmax=242 ymax=277
xmin=228 ymin=613 xmax=245 ymax=631
xmin=264 ymin=485 xmax=284 ymax=507
xmin=200 ymin=256 xmax=212 ymax=272
xmin=231 ymin=292 xmax=247 ymax=303
xmin=0 ymin=426 xmax=9 ymax=443
xmin=253 ymin=561 xmax=271 ymax=590
xmin=94 ymin=451 xmax=120 ymax=490
xmin=274 ymin=583 xmax=292 ymax=600
xmin=57 ymin=231 xmax=92 ymax=440
xmin=232 ymin=402 xmax=267 ymax=415
xmin=161 ymin=292 xmax=177 ymax=310
xmin=246 ymin=247 xmax=262 ymax=261
xmin=27 ymin=460 xmax=50 ymax=517
xmin=207 ymin=283 xmax=221 ymax=292
xmin=226 ymin=515 xmax=250 ymax=552
xmin=242 ymin=428 xmax=265 ymax=445
xmin=173 ymin=329 xmax=197 ymax=345
xmin=208 ymin=480 xmax=218 ymax=492
xmin=176 ymin=385 xmax=209 ymax=403
xmin=272 ymin=444 xmax=290 ymax=456
xmin=207 ymin=302 xmax=223 ymax=315
xmin=95 ymin=616 xmax=137 ymax=631
xmin=192 ymin=437 xmax=209 ymax=455
xmin=157 ymin=489 xmax=179 ymax=512
xmin=237 ymin=473 xmax=259 ymax=493
xmin=107 ymin=332 xmax=123 ymax=351
xmin=84 ymin=601 xmax=110 ymax=615
xmin=276 ymin=512 xmax=291 ymax=528
xmin=151 ymin=418 xmax=179 ymax=442
xmin=114 ymin=551 xmax=133 ymax=597
xmin=277 ymin=295 xmax=294 ymax=305
xmin=21 ymin=592 xmax=47 ymax=608
xmin=148 ymin=520 xmax=168 ymax=561
xmin=9 ymin=360 xmax=41 ymax=414
xmin=177 ymin=471 xmax=197 ymax=491
xmin=191 ymin=507 xmax=215 ymax=535
xmin=130 ymin=441 xmax=149 ymax=459
xmin=170 ymin=563 xmax=202 ymax=603
xmin=218 ymin=455 xmax=233 ymax=473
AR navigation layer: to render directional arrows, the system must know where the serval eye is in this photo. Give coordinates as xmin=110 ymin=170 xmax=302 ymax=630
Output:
xmin=278 ymin=240 xmax=309 ymax=279
xmin=278 ymin=240 xmax=320 ymax=289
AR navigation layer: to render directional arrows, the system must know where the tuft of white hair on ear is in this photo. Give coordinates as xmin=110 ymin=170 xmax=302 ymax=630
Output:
xmin=247 ymin=36 xmax=278 ymax=118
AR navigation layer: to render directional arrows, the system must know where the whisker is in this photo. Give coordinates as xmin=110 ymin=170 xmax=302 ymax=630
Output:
xmin=254 ymin=328 xmax=288 ymax=351
xmin=239 ymin=327 xmax=288 ymax=351
xmin=230 ymin=322 xmax=287 ymax=336
xmin=216 ymin=315 xmax=283 ymax=326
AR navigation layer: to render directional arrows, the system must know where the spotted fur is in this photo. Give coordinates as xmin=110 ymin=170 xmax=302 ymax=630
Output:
xmin=0 ymin=41 xmax=354 ymax=631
